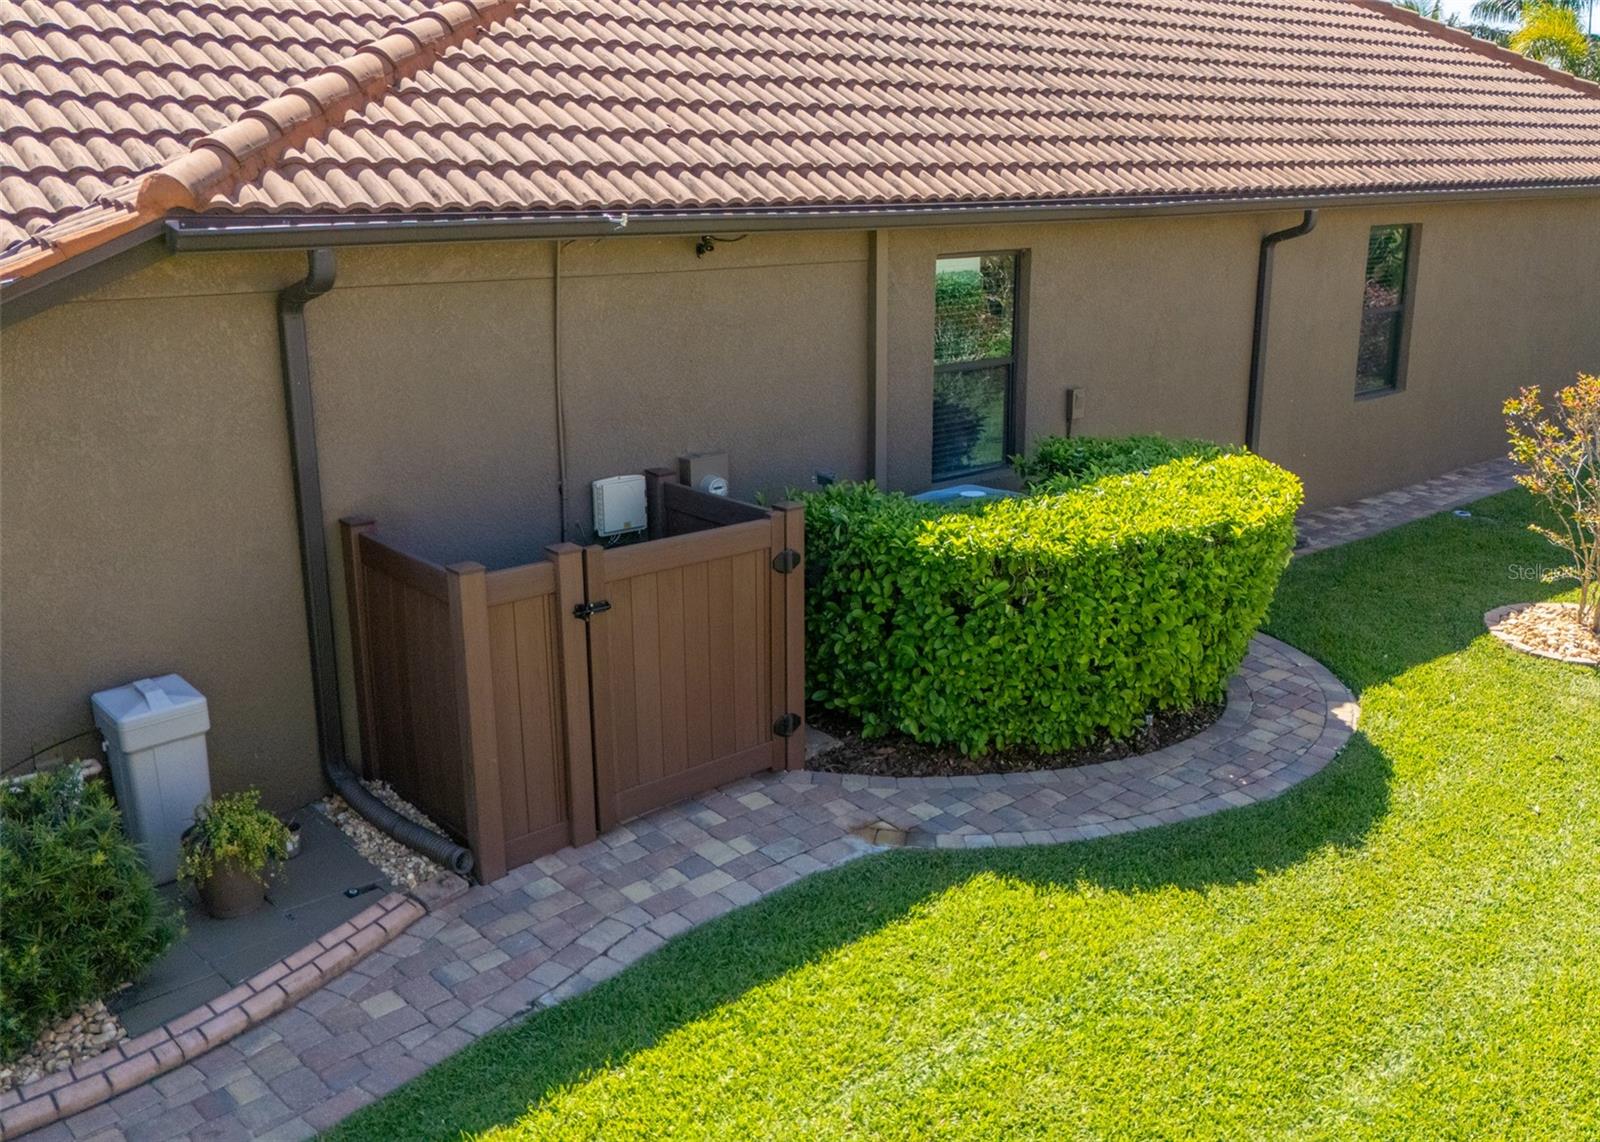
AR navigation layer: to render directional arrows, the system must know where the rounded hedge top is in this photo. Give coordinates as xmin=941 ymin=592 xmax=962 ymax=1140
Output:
xmin=1013 ymin=433 xmax=1241 ymax=493
xmin=805 ymin=447 xmax=1302 ymax=755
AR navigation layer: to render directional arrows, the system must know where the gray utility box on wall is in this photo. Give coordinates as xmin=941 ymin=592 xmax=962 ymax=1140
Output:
xmin=91 ymin=674 xmax=211 ymax=884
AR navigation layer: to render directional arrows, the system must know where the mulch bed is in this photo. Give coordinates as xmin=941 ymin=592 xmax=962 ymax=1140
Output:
xmin=807 ymin=701 xmax=1225 ymax=778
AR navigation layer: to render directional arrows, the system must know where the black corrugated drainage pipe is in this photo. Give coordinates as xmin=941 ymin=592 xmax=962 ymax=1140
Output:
xmin=277 ymin=249 xmax=474 ymax=876
xmin=1245 ymin=210 xmax=1318 ymax=452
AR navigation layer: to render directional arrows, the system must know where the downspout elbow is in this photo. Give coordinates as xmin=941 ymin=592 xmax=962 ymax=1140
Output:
xmin=280 ymin=247 xmax=336 ymax=313
xmin=1245 ymin=209 xmax=1318 ymax=452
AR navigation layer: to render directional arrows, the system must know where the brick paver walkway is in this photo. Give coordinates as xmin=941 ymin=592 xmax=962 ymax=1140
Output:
xmin=1296 ymin=457 xmax=1516 ymax=553
xmin=31 ymin=632 xmax=1356 ymax=1141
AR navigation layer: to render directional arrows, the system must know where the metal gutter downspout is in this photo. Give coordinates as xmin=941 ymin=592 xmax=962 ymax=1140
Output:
xmin=1245 ymin=210 xmax=1318 ymax=452
xmin=277 ymin=249 xmax=474 ymax=876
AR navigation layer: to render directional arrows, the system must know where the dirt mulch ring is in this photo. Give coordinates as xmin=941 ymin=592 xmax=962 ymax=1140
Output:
xmin=807 ymin=701 xmax=1225 ymax=778
xmin=1485 ymin=602 xmax=1600 ymax=666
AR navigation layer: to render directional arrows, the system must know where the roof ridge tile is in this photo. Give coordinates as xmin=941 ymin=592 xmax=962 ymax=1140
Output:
xmin=139 ymin=0 xmax=521 ymax=213
xmin=2 ymin=0 xmax=522 ymax=279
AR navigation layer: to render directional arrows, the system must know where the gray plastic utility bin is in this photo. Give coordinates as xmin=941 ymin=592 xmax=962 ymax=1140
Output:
xmin=91 ymin=674 xmax=211 ymax=884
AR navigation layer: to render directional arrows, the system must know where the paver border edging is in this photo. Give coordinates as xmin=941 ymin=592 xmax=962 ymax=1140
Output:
xmin=800 ymin=632 xmax=1360 ymax=850
xmin=0 ymin=886 xmax=440 ymax=1139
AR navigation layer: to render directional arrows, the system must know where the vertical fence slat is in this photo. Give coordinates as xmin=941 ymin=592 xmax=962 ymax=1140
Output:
xmin=448 ymin=561 xmax=508 ymax=884
xmin=732 ymin=551 xmax=759 ymax=752
xmin=706 ymin=556 xmax=736 ymax=760
xmin=767 ymin=509 xmax=789 ymax=770
xmin=581 ymin=543 xmax=619 ymax=833
xmin=682 ymin=559 xmax=712 ymax=767
xmin=339 ymin=517 xmax=380 ymax=779
xmin=778 ymin=502 xmax=806 ymax=770
xmin=551 ymin=543 xmax=598 ymax=846
xmin=488 ymin=602 xmax=530 ymax=846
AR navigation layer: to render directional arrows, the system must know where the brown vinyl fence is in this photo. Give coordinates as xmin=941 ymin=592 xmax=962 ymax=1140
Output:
xmin=340 ymin=473 xmax=804 ymax=882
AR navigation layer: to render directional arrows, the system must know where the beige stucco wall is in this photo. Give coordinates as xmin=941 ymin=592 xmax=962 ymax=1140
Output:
xmin=0 ymin=261 xmax=323 ymax=807
xmin=881 ymin=195 xmax=1600 ymax=507
xmin=1258 ymin=196 xmax=1600 ymax=508
xmin=882 ymin=212 xmax=1263 ymax=491
xmin=1 ymin=232 xmax=871 ymax=805
xmin=2 ymin=193 xmax=1595 ymax=804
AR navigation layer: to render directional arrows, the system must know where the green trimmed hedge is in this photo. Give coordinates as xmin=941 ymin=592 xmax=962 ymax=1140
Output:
xmin=805 ymin=449 xmax=1302 ymax=754
xmin=1 ymin=769 xmax=177 ymax=1060
xmin=1014 ymin=433 xmax=1242 ymax=492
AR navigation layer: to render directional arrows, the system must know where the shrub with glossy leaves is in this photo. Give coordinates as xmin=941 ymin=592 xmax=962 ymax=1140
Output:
xmin=1014 ymin=433 xmax=1241 ymax=492
xmin=0 ymin=769 xmax=178 ymax=1061
xmin=805 ymin=451 xmax=1301 ymax=754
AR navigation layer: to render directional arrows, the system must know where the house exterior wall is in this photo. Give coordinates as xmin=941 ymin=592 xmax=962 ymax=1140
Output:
xmin=2 ymin=193 xmax=1595 ymax=805
xmin=880 ymin=194 xmax=1600 ymax=507
xmin=1258 ymin=196 xmax=1600 ymax=508
xmin=882 ymin=212 xmax=1263 ymax=492
xmin=1 ymin=232 xmax=872 ymax=805
xmin=0 ymin=262 xmax=324 ymax=807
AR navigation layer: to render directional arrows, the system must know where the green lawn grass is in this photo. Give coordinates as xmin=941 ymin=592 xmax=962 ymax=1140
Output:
xmin=335 ymin=489 xmax=1600 ymax=1141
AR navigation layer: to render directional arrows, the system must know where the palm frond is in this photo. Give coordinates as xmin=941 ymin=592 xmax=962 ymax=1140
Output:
xmin=1471 ymin=0 xmax=1524 ymax=24
xmin=1510 ymin=0 xmax=1594 ymax=71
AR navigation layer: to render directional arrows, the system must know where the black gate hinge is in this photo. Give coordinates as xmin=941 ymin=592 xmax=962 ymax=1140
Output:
xmin=573 ymin=600 xmax=612 ymax=621
xmin=773 ymin=712 xmax=802 ymax=737
xmin=772 ymin=549 xmax=801 ymax=574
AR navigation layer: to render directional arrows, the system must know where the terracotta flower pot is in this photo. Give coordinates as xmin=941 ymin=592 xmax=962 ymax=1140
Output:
xmin=197 ymin=857 xmax=270 ymax=919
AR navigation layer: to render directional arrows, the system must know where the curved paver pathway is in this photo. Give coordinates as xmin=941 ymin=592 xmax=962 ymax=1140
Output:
xmin=26 ymin=633 xmax=1355 ymax=1141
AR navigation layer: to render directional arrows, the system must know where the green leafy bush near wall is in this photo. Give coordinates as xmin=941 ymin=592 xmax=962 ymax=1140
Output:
xmin=0 ymin=769 xmax=178 ymax=1061
xmin=805 ymin=450 xmax=1302 ymax=754
xmin=1013 ymin=433 xmax=1242 ymax=492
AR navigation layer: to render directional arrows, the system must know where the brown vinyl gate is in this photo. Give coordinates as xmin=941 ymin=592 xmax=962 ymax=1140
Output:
xmin=339 ymin=474 xmax=803 ymax=881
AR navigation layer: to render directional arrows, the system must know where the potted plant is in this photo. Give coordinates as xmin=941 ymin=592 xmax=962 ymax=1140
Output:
xmin=178 ymin=790 xmax=290 ymax=918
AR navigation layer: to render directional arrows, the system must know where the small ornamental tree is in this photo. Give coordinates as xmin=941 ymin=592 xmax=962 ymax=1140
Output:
xmin=1504 ymin=373 xmax=1600 ymax=633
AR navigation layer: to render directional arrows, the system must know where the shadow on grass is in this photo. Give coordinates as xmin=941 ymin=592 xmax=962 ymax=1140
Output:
xmin=332 ymin=733 xmax=1393 ymax=1141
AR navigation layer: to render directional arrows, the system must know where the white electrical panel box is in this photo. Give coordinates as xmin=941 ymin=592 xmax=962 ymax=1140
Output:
xmin=593 ymin=474 xmax=648 ymax=537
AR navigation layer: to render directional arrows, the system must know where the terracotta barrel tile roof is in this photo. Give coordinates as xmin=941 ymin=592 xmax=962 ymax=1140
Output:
xmin=3 ymin=0 xmax=1599 ymax=280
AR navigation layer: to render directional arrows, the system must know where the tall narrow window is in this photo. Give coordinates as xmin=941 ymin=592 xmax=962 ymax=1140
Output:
xmin=933 ymin=253 xmax=1018 ymax=479
xmin=1356 ymin=224 xmax=1415 ymax=395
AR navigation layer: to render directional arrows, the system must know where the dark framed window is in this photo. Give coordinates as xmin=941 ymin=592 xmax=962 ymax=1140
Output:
xmin=1356 ymin=224 xmax=1416 ymax=396
xmin=933 ymin=252 xmax=1020 ymax=480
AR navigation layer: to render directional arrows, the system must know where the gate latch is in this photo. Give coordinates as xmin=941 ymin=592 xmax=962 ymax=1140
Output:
xmin=771 ymin=549 xmax=801 ymax=574
xmin=573 ymin=600 xmax=612 ymax=621
xmin=773 ymin=712 xmax=802 ymax=737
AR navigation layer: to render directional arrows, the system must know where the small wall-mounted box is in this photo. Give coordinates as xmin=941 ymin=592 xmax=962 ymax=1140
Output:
xmin=678 ymin=451 xmax=730 ymax=496
xmin=593 ymin=474 xmax=648 ymax=537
